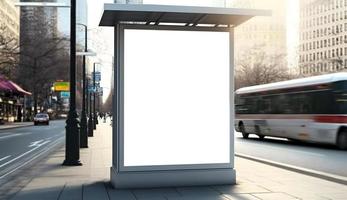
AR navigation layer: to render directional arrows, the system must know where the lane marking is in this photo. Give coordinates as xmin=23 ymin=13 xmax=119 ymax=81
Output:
xmin=0 ymin=134 xmax=22 ymax=140
xmin=28 ymin=140 xmax=44 ymax=147
xmin=0 ymin=136 xmax=64 ymax=179
xmin=0 ymin=156 xmax=11 ymax=162
xmin=0 ymin=132 xmax=33 ymax=140
xmin=0 ymin=141 xmax=50 ymax=169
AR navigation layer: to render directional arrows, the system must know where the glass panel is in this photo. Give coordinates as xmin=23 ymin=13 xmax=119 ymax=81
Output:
xmin=123 ymin=29 xmax=230 ymax=166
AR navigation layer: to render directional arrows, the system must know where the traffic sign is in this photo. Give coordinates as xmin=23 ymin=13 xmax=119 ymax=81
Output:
xmin=61 ymin=91 xmax=70 ymax=98
xmin=93 ymin=72 xmax=101 ymax=82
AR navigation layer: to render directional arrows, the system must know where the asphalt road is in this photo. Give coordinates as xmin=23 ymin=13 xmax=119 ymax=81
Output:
xmin=235 ymin=132 xmax=347 ymax=177
xmin=0 ymin=120 xmax=65 ymax=184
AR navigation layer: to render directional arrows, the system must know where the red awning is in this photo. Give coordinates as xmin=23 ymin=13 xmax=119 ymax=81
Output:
xmin=0 ymin=76 xmax=32 ymax=96
xmin=8 ymin=81 xmax=32 ymax=95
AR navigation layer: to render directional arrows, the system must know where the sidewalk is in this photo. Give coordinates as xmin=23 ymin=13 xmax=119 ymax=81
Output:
xmin=8 ymin=122 xmax=347 ymax=200
xmin=0 ymin=122 xmax=32 ymax=130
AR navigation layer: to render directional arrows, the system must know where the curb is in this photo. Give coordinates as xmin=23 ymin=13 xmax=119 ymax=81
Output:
xmin=235 ymin=153 xmax=347 ymax=185
xmin=0 ymin=124 xmax=33 ymax=131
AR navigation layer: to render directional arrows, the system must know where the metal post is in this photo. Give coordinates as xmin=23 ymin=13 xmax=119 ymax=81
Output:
xmin=63 ymin=0 xmax=81 ymax=166
xmin=88 ymin=77 xmax=94 ymax=137
xmin=93 ymin=63 xmax=97 ymax=130
xmin=98 ymin=93 xmax=101 ymax=116
xmin=79 ymin=24 xmax=88 ymax=148
xmin=86 ymin=78 xmax=89 ymax=115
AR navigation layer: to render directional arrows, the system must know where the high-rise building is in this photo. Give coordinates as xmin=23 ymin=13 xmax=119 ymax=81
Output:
xmin=19 ymin=0 xmax=58 ymax=56
xmin=0 ymin=0 xmax=20 ymax=40
xmin=299 ymin=0 xmax=347 ymax=75
xmin=229 ymin=0 xmax=287 ymax=57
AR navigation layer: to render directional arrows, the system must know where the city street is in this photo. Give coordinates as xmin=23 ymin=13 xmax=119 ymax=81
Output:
xmin=235 ymin=132 xmax=347 ymax=177
xmin=0 ymin=120 xmax=65 ymax=186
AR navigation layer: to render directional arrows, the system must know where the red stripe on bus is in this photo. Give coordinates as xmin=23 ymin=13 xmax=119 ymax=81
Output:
xmin=313 ymin=116 xmax=347 ymax=123
xmin=235 ymin=114 xmax=313 ymax=120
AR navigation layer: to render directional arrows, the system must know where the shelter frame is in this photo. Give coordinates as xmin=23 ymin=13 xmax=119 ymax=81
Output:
xmin=99 ymin=3 xmax=270 ymax=189
xmin=112 ymin=23 xmax=235 ymax=188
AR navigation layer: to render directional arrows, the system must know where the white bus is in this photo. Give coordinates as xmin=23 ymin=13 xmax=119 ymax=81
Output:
xmin=235 ymin=73 xmax=347 ymax=150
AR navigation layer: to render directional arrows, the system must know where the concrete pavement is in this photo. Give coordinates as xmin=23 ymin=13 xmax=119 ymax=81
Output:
xmin=8 ymin=121 xmax=347 ymax=200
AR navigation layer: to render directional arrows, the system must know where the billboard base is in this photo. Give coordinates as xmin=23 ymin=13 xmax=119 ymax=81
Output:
xmin=110 ymin=167 xmax=236 ymax=189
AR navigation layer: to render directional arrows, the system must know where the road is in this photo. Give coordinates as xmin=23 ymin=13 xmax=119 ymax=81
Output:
xmin=0 ymin=120 xmax=65 ymax=185
xmin=235 ymin=132 xmax=347 ymax=177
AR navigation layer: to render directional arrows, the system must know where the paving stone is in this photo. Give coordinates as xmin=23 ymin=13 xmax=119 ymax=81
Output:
xmin=83 ymin=181 xmax=109 ymax=200
xmin=321 ymin=193 xmax=347 ymax=199
xmin=132 ymin=188 xmax=181 ymax=199
xmin=253 ymin=192 xmax=299 ymax=200
xmin=176 ymin=186 xmax=220 ymax=196
xmin=223 ymin=194 xmax=261 ymax=200
xmin=11 ymin=185 xmax=64 ymax=200
xmin=107 ymin=188 xmax=136 ymax=200
xmin=212 ymin=184 xmax=270 ymax=194
xmin=168 ymin=195 xmax=229 ymax=200
xmin=58 ymin=182 xmax=83 ymax=200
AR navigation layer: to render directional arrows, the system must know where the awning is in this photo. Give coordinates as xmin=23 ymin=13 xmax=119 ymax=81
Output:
xmin=0 ymin=76 xmax=32 ymax=96
xmin=8 ymin=81 xmax=32 ymax=95
xmin=99 ymin=4 xmax=271 ymax=27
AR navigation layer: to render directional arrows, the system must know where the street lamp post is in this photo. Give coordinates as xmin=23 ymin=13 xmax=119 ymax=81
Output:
xmin=93 ymin=63 xmax=97 ymax=130
xmin=15 ymin=1 xmax=82 ymax=166
xmin=77 ymin=23 xmax=88 ymax=148
xmin=87 ymin=75 xmax=94 ymax=136
xmin=63 ymin=0 xmax=81 ymax=166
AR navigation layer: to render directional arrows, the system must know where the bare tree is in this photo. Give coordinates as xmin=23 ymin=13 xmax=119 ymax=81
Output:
xmin=15 ymin=36 xmax=69 ymax=115
xmin=0 ymin=25 xmax=19 ymax=78
xmin=235 ymin=44 xmax=292 ymax=89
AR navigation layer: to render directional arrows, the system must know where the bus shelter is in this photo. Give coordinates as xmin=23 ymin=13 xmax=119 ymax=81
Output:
xmin=99 ymin=3 xmax=269 ymax=188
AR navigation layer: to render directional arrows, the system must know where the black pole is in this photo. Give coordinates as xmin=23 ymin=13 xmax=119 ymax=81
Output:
xmin=63 ymin=0 xmax=81 ymax=166
xmin=93 ymin=63 xmax=97 ymax=130
xmin=79 ymin=24 xmax=88 ymax=148
xmin=88 ymin=75 xmax=93 ymax=136
xmin=98 ymin=93 xmax=101 ymax=115
xmin=86 ymin=78 xmax=89 ymax=115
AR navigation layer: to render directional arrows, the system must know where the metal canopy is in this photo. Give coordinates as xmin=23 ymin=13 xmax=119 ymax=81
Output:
xmin=99 ymin=3 xmax=271 ymax=27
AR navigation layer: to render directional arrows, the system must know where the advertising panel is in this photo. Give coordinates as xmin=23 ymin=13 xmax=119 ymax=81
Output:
xmin=54 ymin=82 xmax=70 ymax=91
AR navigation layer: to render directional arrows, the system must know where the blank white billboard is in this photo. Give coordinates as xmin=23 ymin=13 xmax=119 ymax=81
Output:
xmin=123 ymin=29 xmax=230 ymax=167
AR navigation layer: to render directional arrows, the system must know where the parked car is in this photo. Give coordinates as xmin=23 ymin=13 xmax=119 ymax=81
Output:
xmin=34 ymin=113 xmax=49 ymax=125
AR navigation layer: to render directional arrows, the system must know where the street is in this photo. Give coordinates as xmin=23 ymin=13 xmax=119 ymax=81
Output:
xmin=0 ymin=120 xmax=65 ymax=185
xmin=235 ymin=132 xmax=347 ymax=177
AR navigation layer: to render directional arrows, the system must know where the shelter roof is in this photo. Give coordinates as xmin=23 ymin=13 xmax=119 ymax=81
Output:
xmin=99 ymin=4 xmax=271 ymax=27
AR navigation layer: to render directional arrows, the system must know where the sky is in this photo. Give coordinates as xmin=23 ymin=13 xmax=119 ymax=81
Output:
xmin=57 ymin=0 xmax=300 ymax=100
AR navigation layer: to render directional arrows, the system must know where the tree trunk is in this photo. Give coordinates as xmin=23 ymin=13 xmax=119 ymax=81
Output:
xmin=34 ymin=92 xmax=38 ymax=115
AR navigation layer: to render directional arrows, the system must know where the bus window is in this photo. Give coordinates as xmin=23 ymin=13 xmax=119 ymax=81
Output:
xmin=334 ymin=92 xmax=347 ymax=114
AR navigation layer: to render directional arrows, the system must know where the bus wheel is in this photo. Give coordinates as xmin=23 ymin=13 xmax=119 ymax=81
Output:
xmin=239 ymin=123 xmax=249 ymax=139
xmin=258 ymin=135 xmax=265 ymax=140
xmin=337 ymin=130 xmax=347 ymax=150
xmin=255 ymin=126 xmax=264 ymax=140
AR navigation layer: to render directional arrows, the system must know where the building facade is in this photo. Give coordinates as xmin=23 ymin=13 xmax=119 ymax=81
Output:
xmin=20 ymin=0 xmax=58 ymax=44
xmin=0 ymin=0 xmax=19 ymax=40
xmin=230 ymin=0 xmax=287 ymax=57
xmin=299 ymin=0 xmax=347 ymax=75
